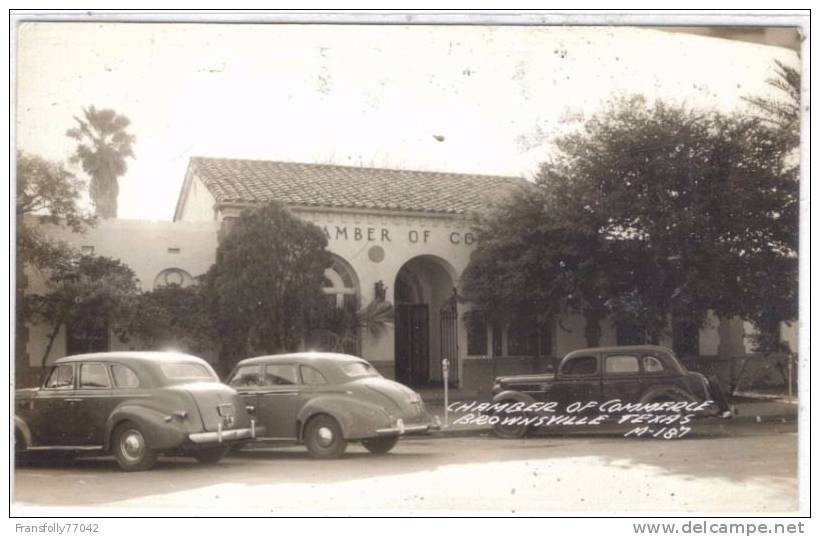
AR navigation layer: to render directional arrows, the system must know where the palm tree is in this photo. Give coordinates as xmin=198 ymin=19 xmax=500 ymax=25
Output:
xmin=66 ymin=106 xmax=135 ymax=218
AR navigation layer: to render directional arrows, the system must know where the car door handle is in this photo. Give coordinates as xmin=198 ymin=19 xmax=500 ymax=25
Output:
xmin=259 ymin=390 xmax=299 ymax=396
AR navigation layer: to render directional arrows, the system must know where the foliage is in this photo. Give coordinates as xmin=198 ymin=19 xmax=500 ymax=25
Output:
xmin=357 ymin=299 xmax=395 ymax=338
xmin=205 ymin=202 xmax=332 ymax=368
xmin=66 ymin=106 xmax=135 ymax=219
xmin=744 ymin=60 xmax=801 ymax=150
xmin=462 ymin=95 xmax=798 ymax=353
xmin=26 ymin=255 xmax=141 ymax=364
xmin=127 ymin=282 xmax=217 ymax=357
xmin=16 ymin=151 xmax=93 ymax=271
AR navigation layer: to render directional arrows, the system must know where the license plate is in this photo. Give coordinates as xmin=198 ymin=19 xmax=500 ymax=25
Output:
xmin=217 ymin=403 xmax=235 ymax=417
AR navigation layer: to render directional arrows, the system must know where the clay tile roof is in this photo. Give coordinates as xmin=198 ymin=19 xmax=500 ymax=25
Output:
xmin=189 ymin=157 xmax=526 ymax=215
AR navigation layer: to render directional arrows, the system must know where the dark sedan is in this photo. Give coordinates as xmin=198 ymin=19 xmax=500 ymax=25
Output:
xmin=15 ymin=352 xmax=255 ymax=471
xmin=490 ymin=345 xmax=732 ymax=438
xmin=227 ymin=352 xmax=440 ymax=458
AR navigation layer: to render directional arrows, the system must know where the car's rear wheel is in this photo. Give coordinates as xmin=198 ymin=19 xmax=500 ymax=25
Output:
xmin=192 ymin=446 xmax=230 ymax=464
xmin=304 ymin=414 xmax=347 ymax=459
xmin=362 ymin=435 xmax=399 ymax=454
xmin=113 ymin=422 xmax=158 ymax=471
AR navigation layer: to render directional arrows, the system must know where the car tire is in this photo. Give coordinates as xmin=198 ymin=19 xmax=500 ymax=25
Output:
xmin=192 ymin=446 xmax=230 ymax=464
xmin=112 ymin=421 xmax=158 ymax=472
xmin=304 ymin=414 xmax=347 ymax=459
xmin=492 ymin=402 xmax=529 ymax=439
xmin=362 ymin=435 xmax=399 ymax=455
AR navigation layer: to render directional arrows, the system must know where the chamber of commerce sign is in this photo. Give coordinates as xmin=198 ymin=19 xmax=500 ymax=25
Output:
xmin=320 ymin=225 xmax=475 ymax=245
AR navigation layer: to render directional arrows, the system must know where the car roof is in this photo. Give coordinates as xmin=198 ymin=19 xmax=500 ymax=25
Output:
xmin=235 ymin=352 xmax=367 ymax=367
xmin=54 ymin=351 xmax=208 ymax=365
xmin=564 ymin=345 xmax=675 ymax=357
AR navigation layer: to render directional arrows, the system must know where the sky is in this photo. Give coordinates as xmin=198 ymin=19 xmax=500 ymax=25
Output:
xmin=15 ymin=22 xmax=799 ymax=221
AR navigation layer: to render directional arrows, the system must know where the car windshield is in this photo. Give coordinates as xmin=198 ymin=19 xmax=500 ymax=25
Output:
xmin=160 ymin=362 xmax=216 ymax=381
xmin=340 ymin=361 xmax=380 ymax=378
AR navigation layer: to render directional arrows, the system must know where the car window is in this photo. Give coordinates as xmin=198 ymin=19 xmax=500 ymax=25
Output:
xmin=300 ymin=365 xmax=328 ymax=385
xmin=80 ymin=363 xmax=111 ymax=388
xmin=340 ymin=361 xmax=380 ymax=378
xmin=605 ymin=354 xmax=640 ymax=374
xmin=263 ymin=364 xmax=299 ymax=385
xmin=229 ymin=365 xmax=263 ymax=387
xmin=111 ymin=364 xmax=140 ymax=388
xmin=44 ymin=365 xmax=74 ymax=389
xmin=160 ymin=362 xmax=216 ymax=381
xmin=560 ymin=356 xmax=598 ymax=376
xmin=642 ymin=355 xmax=665 ymax=373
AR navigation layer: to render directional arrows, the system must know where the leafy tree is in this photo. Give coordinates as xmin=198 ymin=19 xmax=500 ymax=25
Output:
xmin=744 ymin=59 xmax=801 ymax=150
xmin=463 ymin=96 xmax=797 ymax=353
xmin=127 ymin=282 xmax=216 ymax=358
xmin=205 ymin=202 xmax=332 ymax=369
xmin=462 ymin=185 xmax=612 ymax=347
xmin=26 ymin=255 xmax=141 ymax=365
xmin=16 ymin=151 xmax=93 ymax=270
xmin=16 ymin=151 xmax=94 ymax=382
xmin=66 ymin=106 xmax=135 ymax=219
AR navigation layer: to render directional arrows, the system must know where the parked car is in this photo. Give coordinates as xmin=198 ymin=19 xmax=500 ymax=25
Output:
xmin=15 ymin=352 xmax=255 ymax=471
xmin=226 ymin=352 xmax=440 ymax=458
xmin=490 ymin=345 xmax=732 ymax=438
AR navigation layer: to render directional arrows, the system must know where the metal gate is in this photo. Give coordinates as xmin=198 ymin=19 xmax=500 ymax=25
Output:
xmin=395 ymin=304 xmax=429 ymax=385
xmin=440 ymin=294 xmax=459 ymax=386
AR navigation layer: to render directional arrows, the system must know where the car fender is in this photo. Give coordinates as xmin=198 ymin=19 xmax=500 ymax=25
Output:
xmin=296 ymin=395 xmax=389 ymax=441
xmin=104 ymin=404 xmax=188 ymax=451
xmin=492 ymin=390 xmax=537 ymax=406
xmin=14 ymin=416 xmax=32 ymax=450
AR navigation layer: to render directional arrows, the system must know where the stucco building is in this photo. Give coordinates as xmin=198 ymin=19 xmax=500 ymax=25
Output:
xmin=18 ymin=157 xmax=793 ymax=390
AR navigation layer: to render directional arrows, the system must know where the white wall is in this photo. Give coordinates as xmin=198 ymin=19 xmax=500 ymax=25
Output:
xmin=176 ymin=173 xmax=218 ymax=222
xmin=23 ymin=218 xmax=221 ymax=365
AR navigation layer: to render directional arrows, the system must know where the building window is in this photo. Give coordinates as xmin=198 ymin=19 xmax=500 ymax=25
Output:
xmin=322 ymin=256 xmax=359 ymax=309
xmin=492 ymin=322 xmax=504 ymax=357
xmin=507 ymin=316 xmax=554 ymax=357
xmin=465 ymin=311 xmax=487 ymax=356
xmin=154 ymin=268 xmax=194 ymax=289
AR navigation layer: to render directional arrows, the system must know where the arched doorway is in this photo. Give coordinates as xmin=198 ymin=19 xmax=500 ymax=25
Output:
xmin=393 ymin=255 xmax=457 ymax=387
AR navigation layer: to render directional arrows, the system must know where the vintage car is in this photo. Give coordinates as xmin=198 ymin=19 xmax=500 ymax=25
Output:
xmin=490 ymin=345 xmax=732 ymax=438
xmin=15 ymin=352 xmax=255 ymax=471
xmin=226 ymin=352 xmax=440 ymax=458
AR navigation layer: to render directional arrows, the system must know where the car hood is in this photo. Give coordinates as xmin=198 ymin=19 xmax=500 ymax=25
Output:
xmin=15 ymin=387 xmax=39 ymax=401
xmin=355 ymin=377 xmax=424 ymax=417
xmin=495 ymin=373 xmax=554 ymax=391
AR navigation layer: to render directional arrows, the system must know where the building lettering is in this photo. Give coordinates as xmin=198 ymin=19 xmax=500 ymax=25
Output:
xmin=320 ymin=225 xmax=467 ymax=245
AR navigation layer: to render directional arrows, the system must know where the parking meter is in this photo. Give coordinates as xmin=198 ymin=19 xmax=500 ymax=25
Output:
xmin=442 ymin=359 xmax=450 ymax=427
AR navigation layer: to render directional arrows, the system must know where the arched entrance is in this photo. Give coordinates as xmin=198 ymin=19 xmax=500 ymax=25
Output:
xmin=393 ymin=255 xmax=458 ymax=387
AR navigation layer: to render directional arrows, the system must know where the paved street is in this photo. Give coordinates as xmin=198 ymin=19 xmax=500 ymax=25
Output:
xmin=13 ymin=420 xmax=798 ymax=514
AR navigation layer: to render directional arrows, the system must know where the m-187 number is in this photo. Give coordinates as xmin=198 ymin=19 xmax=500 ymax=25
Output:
xmin=624 ymin=425 xmax=692 ymax=439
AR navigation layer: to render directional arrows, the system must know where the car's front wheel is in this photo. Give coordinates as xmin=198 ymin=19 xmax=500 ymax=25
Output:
xmin=492 ymin=402 xmax=529 ymax=439
xmin=113 ymin=422 xmax=158 ymax=471
xmin=192 ymin=446 xmax=230 ymax=464
xmin=362 ymin=435 xmax=398 ymax=454
xmin=304 ymin=414 xmax=347 ymax=459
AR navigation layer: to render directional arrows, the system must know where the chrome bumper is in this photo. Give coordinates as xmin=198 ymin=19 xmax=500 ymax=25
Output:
xmin=188 ymin=427 xmax=254 ymax=444
xmin=375 ymin=415 xmax=441 ymax=436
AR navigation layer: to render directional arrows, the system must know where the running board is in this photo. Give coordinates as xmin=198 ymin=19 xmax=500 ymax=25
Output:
xmin=25 ymin=445 xmax=104 ymax=451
